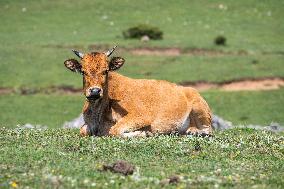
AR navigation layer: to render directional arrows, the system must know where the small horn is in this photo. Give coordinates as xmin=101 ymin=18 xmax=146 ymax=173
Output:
xmin=72 ymin=49 xmax=84 ymax=59
xmin=104 ymin=45 xmax=117 ymax=57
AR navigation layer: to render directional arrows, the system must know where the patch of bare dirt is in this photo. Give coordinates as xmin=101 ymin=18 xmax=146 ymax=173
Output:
xmin=101 ymin=160 xmax=135 ymax=175
xmin=128 ymin=47 xmax=248 ymax=56
xmin=160 ymin=175 xmax=181 ymax=186
xmin=43 ymin=43 xmax=283 ymax=57
xmin=186 ymin=48 xmax=247 ymax=56
xmin=0 ymin=88 xmax=13 ymax=95
xmin=131 ymin=48 xmax=181 ymax=56
xmin=45 ymin=43 xmax=247 ymax=57
xmin=0 ymin=86 xmax=82 ymax=95
xmin=88 ymin=45 xmax=248 ymax=56
xmin=55 ymin=86 xmax=81 ymax=94
xmin=1 ymin=78 xmax=283 ymax=95
xmin=181 ymin=77 xmax=284 ymax=91
xmin=182 ymin=82 xmax=218 ymax=91
xmin=222 ymin=78 xmax=284 ymax=91
xmin=42 ymin=44 xmax=85 ymax=50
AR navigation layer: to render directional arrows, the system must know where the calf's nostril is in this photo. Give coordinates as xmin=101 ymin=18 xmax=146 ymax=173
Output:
xmin=95 ymin=88 xmax=101 ymax=93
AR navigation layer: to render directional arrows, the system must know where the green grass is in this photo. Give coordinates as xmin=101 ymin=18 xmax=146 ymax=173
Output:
xmin=0 ymin=0 xmax=283 ymax=51
xmin=0 ymin=94 xmax=84 ymax=128
xmin=1 ymin=128 xmax=283 ymax=188
xmin=204 ymin=89 xmax=284 ymax=126
xmin=124 ymin=54 xmax=284 ymax=83
xmin=1 ymin=45 xmax=283 ymax=88
xmin=0 ymin=0 xmax=284 ymax=88
xmin=1 ymin=89 xmax=283 ymax=129
xmin=0 ymin=1 xmax=283 ymax=188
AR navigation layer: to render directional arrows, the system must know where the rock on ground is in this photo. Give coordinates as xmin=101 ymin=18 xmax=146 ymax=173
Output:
xmin=212 ymin=114 xmax=233 ymax=130
xmin=17 ymin=123 xmax=47 ymax=130
xmin=102 ymin=160 xmax=135 ymax=175
xmin=62 ymin=114 xmax=84 ymax=129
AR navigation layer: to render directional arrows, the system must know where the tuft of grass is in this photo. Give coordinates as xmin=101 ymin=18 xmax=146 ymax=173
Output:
xmin=0 ymin=128 xmax=283 ymax=188
xmin=215 ymin=35 xmax=227 ymax=46
xmin=123 ymin=24 xmax=163 ymax=40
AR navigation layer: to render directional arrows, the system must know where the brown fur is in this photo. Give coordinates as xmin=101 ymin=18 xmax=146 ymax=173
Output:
xmin=64 ymin=51 xmax=213 ymax=137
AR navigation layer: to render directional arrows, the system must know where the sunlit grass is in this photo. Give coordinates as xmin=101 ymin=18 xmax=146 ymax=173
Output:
xmin=1 ymin=89 xmax=283 ymax=129
xmin=0 ymin=128 xmax=283 ymax=188
xmin=0 ymin=0 xmax=283 ymax=51
xmin=1 ymin=45 xmax=283 ymax=88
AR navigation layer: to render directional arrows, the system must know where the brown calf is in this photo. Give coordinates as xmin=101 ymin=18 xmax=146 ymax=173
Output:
xmin=64 ymin=46 xmax=213 ymax=137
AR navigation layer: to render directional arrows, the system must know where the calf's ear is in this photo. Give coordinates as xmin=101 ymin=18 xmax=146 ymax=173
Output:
xmin=109 ymin=57 xmax=125 ymax=71
xmin=64 ymin=59 xmax=82 ymax=74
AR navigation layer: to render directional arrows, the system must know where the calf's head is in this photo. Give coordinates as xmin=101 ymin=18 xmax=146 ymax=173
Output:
xmin=64 ymin=46 xmax=125 ymax=101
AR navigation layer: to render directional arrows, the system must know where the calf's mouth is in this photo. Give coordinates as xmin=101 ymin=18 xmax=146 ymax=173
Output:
xmin=86 ymin=94 xmax=101 ymax=102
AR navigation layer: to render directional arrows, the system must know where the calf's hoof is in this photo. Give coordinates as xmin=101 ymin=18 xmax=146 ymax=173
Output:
xmin=80 ymin=125 xmax=91 ymax=137
xmin=121 ymin=131 xmax=147 ymax=138
xmin=109 ymin=127 xmax=119 ymax=136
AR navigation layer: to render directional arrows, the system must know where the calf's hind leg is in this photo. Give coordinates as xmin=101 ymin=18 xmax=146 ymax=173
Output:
xmin=187 ymin=97 xmax=213 ymax=136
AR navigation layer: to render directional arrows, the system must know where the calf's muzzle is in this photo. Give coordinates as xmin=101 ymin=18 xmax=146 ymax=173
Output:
xmin=86 ymin=87 xmax=102 ymax=100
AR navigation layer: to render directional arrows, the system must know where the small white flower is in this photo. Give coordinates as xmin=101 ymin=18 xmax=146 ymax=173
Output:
xmin=91 ymin=183 xmax=96 ymax=186
xmin=102 ymin=15 xmax=108 ymax=20
xmin=83 ymin=179 xmax=89 ymax=184
xmin=218 ymin=4 xmax=227 ymax=10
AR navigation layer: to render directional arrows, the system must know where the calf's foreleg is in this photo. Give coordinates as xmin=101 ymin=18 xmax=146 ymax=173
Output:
xmin=80 ymin=124 xmax=90 ymax=137
xmin=109 ymin=115 xmax=148 ymax=137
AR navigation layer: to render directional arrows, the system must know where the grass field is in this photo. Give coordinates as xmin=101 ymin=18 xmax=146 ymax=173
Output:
xmin=1 ymin=0 xmax=284 ymax=88
xmin=1 ymin=128 xmax=283 ymax=188
xmin=1 ymin=89 xmax=284 ymax=128
xmin=1 ymin=0 xmax=284 ymax=188
xmin=2 ymin=49 xmax=284 ymax=88
xmin=1 ymin=0 xmax=283 ymax=50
